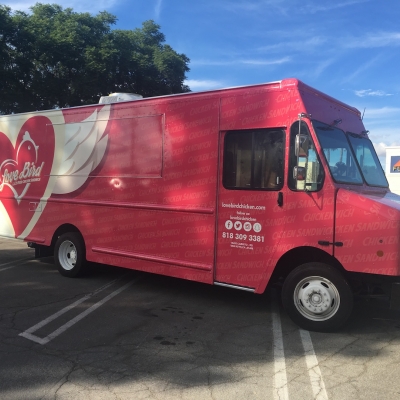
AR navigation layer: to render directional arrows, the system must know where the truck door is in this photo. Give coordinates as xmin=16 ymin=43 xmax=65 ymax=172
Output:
xmin=215 ymin=128 xmax=286 ymax=289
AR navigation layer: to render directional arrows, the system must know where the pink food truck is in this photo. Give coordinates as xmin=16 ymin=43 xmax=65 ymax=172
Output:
xmin=1 ymin=78 xmax=399 ymax=331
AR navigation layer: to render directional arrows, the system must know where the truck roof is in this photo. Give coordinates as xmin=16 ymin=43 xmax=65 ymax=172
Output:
xmin=0 ymin=78 xmax=360 ymax=117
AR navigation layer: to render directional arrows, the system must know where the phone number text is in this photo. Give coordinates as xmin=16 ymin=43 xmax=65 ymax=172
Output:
xmin=222 ymin=232 xmax=264 ymax=242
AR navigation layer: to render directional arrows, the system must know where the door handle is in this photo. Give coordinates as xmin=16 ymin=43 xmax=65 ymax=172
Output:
xmin=277 ymin=192 xmax=283 ymax=207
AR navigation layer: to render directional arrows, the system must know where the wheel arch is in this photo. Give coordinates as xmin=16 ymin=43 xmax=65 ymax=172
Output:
xmin=260 ymin=246 xmax=345 ymax=292
xmin=51 ymin=224 xmax=84 ymax=249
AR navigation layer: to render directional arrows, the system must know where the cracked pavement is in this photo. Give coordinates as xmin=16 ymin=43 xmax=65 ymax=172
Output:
xmin=1 ymin=237 xmax=400 ymax=399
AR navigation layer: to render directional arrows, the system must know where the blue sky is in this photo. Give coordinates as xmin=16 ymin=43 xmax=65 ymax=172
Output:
xmin=4 ymin=0 xmax=400 ymax=165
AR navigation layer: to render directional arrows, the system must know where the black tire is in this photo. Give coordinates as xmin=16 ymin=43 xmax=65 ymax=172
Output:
xmin=281 ymin=262 xmax=353 ymax=332
xmin=54 ymin=232 xmax=86 ymax=278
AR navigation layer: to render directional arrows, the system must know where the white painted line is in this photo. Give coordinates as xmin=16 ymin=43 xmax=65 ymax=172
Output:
xmin=19 ymin=277 xmax=135 ymax=345
xmin=271 ymin=292 xmax=289 ymax=400
xmin=0 ymin=266 xmax=16 ymax=272
xmin=22 ymin=279 xmax=117 ymax=335
xmin=0 ymin=257 xmax=33 ymax=272
xmin=19 ymin=332 xmax=48 ymax=345
xmin=41 ymin=280 xmax=135 ymax=344
xmin=300 ymin=329 xmax=329 ymax=400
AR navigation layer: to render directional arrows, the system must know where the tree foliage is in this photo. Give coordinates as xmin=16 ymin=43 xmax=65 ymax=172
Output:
xmin=0 ymin=3 xmax=190 ymax=114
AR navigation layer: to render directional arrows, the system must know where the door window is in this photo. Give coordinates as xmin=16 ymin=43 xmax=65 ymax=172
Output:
xmin=288 ymin=121 xmax=324 ymax=191
xmin=223 ymin=129 xmax=284 ymax=190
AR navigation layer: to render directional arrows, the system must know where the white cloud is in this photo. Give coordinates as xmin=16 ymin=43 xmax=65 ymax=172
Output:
xmin=4 ymin=1 xmax=119 ymax=12
xmin=366 ymin=125 xmax=400 ymax=168
xmin=373 ymin=142 xmax=389 ymax=157
xmin=191 ymin=57 xmax=291 ymax=67
xmin=345 ymin=32 xmax=400 ymax=48
xmin=3 ymin=1 xmax=31 ymax=11
xmin=360 ymin=117 xmax=400 ymax=159
xmin=185 ymin=79 xmax=224 ymax=91
xmin=258 ymin=36 xmax=326 ymax=53
xmin=241 ymin=57 xmax=291 ymax=65
xmin=341 ymin=54 xmax=381 ymax=83
xmin=223 ymin=0 xmax=368 ymax=16
xmin=313 ymin=58 xmax=336 ymax=78
xmin=355 ymin=89 xmax=393 ymax=97
xmin=154 ymin=0 xmax=162 ymax=20
xmin=363 ymin=107 xmax=400 ymax=118
xmin=222 ymin=0 xmax=290 ymax=15
xmin=365 ymin=124 xmax=400 ymax=149
xmin=304 ymin=0 xmax=369 ymax=13
xmin=373 ymin=141 xmax=400 ymax=169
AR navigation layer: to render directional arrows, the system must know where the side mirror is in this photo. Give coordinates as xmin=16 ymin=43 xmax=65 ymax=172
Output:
xmin=293 ymin=166 xmax=306 ymax=181
xmin=295 ymin=134 xmax=310 ymax=158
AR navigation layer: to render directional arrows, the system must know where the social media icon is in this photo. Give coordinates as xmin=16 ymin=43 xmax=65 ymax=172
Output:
xmin=253 ymin=222 xmax=262 ymax=233
xmin=234 ymin=221 xmax=242 ymax=230
xmin=244 ymin=222 xmax=252 ymax=231
xmin=225 ymin=220 xmax=233 ymax=230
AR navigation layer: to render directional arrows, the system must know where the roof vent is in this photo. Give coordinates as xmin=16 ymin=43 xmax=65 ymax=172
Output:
xmin=99 ymin=93 xmax=143 ymax=104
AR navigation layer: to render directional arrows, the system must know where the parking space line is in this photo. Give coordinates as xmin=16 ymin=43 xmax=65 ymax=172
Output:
xmin=0 ymin=257 xmax=34 ymax=272
xmin=271 ymin=291 xmax=289 ymax=400
xmin=300 ymin=329 xmax=328 ymax=400
xmin=20 ymin=278 xmax=120 ymax=334
xmin=0 ymin=266 xmax=16 ymax=272
xmin=19 ymin=277 xmax=135 ymax=345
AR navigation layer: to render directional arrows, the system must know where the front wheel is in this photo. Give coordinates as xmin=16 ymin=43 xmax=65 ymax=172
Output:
xmin=55 ymin=232 xmax=86 ymax=278
xmin=282 ymin=263 xmax=353 ymax=332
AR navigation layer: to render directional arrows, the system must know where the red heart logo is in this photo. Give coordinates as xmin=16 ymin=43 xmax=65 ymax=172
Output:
xmin=0 ymin=116 xmax=55 ymax=237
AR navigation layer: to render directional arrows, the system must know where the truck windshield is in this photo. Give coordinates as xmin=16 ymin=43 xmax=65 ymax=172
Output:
xmin=312 ymin=120 xmax=388 ymax=187
xmin=347 ymin=133 xmax=388 ymax=187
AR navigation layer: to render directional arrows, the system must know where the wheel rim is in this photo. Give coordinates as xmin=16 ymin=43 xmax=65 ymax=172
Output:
xmin=58 ymin=240 xmax=78 ymax=271
xmin=293 ymin=275 xmax=340 ymax=321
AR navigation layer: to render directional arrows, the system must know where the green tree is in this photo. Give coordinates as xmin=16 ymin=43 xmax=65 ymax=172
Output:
xmin=0 ymin=3 xmax=190 ymax=114
xmin=0 ymin=5 xmax=33 ymax=113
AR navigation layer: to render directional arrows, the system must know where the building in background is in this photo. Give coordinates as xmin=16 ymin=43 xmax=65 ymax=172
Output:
xmin=386 ymin=146 xmax=400 ymax=195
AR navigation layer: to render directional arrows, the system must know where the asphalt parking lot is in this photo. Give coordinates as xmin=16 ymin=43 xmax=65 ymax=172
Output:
xmin=1 ymin=237 xmax=400 ymax=400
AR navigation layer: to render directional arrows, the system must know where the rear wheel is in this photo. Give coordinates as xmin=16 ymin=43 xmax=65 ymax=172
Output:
xmin=282 ymin=262 xmax=353 ymax=332
xmin=55 ymin=233 xmax=86 ymax=277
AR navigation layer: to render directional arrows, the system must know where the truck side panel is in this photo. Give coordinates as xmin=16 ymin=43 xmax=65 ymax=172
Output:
xmin=22 ymin=96 xmax=220 ymax=283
